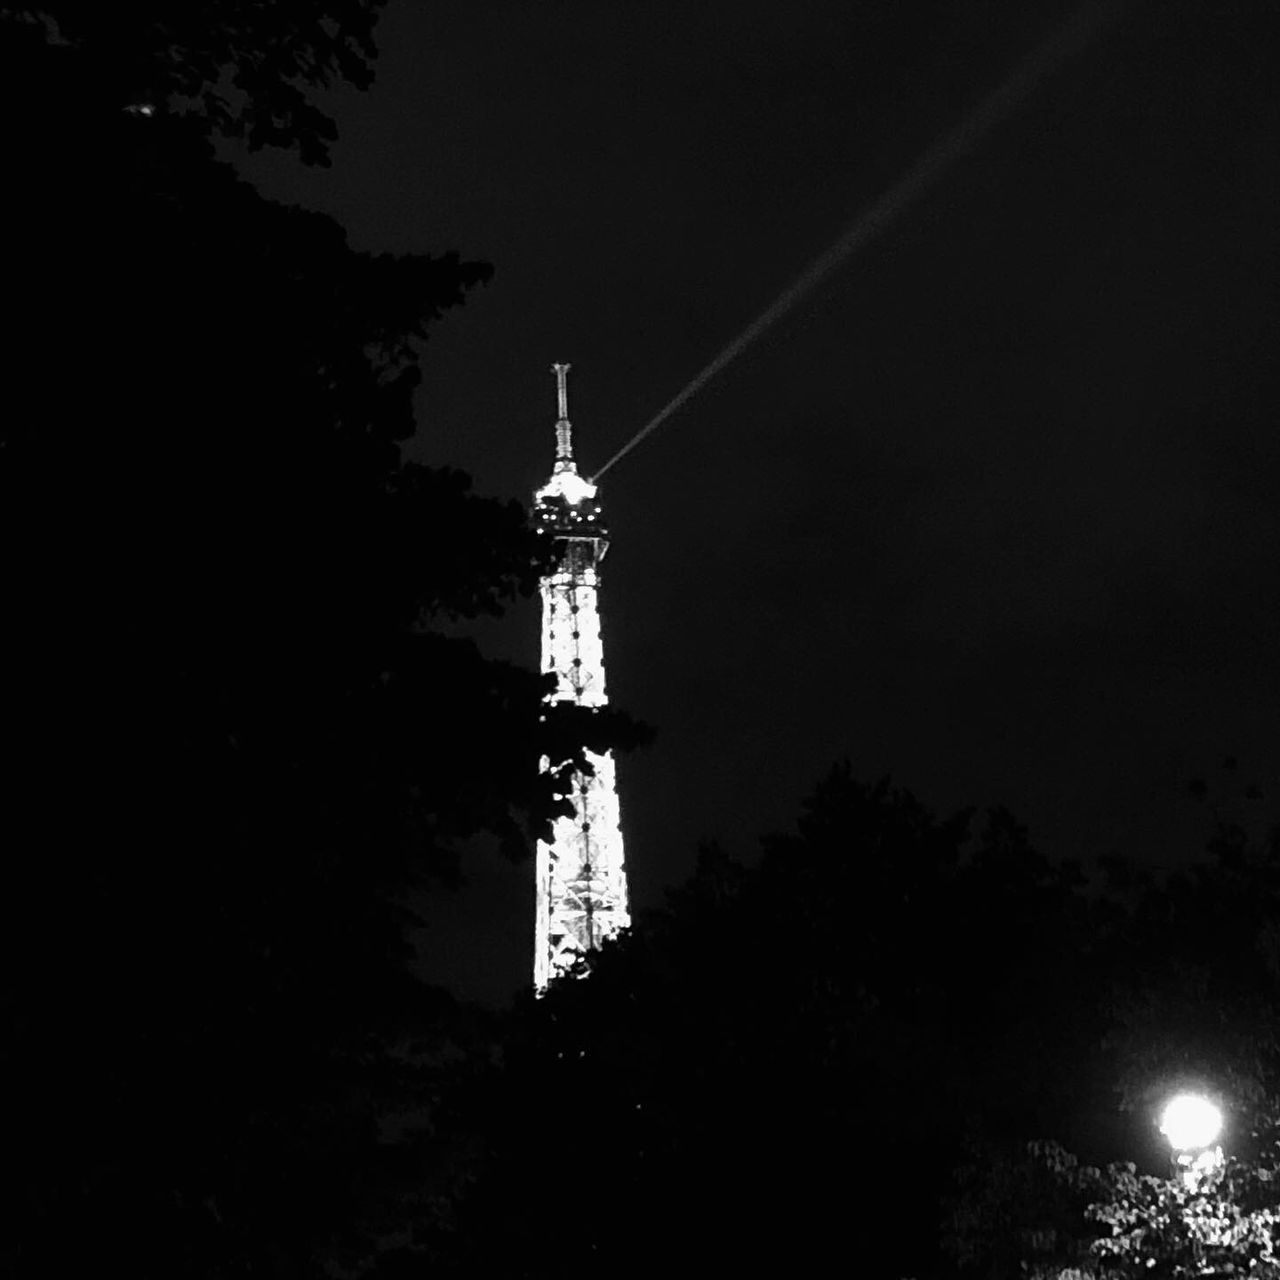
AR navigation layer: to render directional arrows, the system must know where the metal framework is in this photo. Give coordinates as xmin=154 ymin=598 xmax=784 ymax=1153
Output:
xmin=532 ymin=363 xmax=629 ymax=993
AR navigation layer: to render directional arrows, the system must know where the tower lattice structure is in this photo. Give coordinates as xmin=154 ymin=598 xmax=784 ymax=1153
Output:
xmin=532 ymin=363 xmax=629 ymax=993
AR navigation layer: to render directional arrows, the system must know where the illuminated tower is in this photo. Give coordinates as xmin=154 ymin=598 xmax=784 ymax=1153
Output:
xmin=532 ymin=363 xmax=629 ymax=993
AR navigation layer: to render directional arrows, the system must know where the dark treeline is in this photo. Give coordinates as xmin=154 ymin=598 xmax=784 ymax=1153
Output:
xmin=427 ymin=765 xmax=1280 ymax=1279
xmin=2 ymin=5 xmax=1277 ymax=1278
xmin=1 ymin=3 xmax=636 ymax=1275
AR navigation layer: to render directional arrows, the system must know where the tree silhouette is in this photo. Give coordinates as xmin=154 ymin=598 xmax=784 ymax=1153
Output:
xmin=0 ymin=6 xmax=641 ymax=1275
xmin=427 ymin=767 xmax=1118 ymax=1278
xmin=0 ymin=0 xmax=384 ymax=162
xmin=948 ymin=794 xmax=1280 ymax=1280
xmin=423 ymin=765 xmax=1278 ymax=1280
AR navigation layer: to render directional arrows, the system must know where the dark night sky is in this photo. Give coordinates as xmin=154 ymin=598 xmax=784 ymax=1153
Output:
xmin=230 ymin=0 xmax=1279 ymax=1001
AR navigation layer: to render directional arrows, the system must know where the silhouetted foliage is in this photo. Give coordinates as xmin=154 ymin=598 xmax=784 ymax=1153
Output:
xmin=971 ymin=1124 xmax=1280 ymax=1280
xmin=0 ymin=6 xmax=643 ymax=1276
xmin=420 ymin=768 xmax=1120 ymax=1278
xmin=1 ymin=0 xmax=384 ymax=162
xmin=415 ymin=763 xmax=1278 ymax=1280
xmin=1084 ymin=1128 xmax=1280 ymax=1280
xmin=948 ymin=792 xmax=1280 ymax=1280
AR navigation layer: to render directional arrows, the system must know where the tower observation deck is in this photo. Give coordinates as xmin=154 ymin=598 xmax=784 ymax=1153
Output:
xmin=532 ymin=363 xmax=629 ymax=993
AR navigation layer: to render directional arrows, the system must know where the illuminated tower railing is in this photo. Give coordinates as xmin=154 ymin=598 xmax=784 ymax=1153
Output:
xmin=532 ymin=363 xmax=629 ymax=993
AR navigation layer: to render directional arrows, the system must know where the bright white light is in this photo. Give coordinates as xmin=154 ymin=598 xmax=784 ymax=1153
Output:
xmin=1159 ymin=1094 xmax=1223 ymax=1152
xmin=535 ymin=466 xmax=597 ymax=506
xmin=533 ymin=492 xmax=626 ymax=994
xmin=532 ymin=369 xmax=626 ymax=994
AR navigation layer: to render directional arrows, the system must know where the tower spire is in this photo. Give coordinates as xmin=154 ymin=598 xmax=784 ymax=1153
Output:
xmin=531 ymin=363 xmax=629 ymax=993
xmin=552 ymin=362 xmax=573 ymax=467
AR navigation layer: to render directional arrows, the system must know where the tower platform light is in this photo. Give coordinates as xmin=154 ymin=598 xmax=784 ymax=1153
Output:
xmin=532 ymin=363 xmax=629 ymax=993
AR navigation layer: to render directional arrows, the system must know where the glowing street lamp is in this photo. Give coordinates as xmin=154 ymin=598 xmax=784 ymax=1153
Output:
xmin=1159 ymin=1092 xmax=1224 ymax=1189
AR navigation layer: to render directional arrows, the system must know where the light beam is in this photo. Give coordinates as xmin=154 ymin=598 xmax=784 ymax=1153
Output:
xmin=590 ymin=0 xmax=1127 ymax=483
